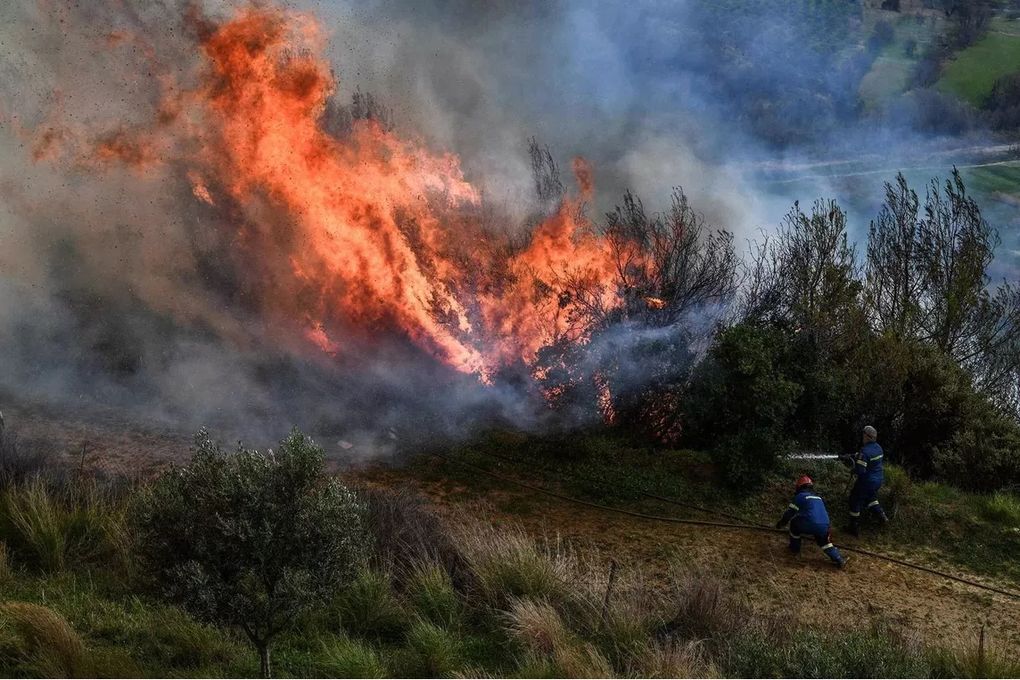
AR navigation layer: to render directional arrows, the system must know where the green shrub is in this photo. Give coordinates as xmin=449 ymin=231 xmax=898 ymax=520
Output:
xmin=709 ymin=429 xmax=785 ymax=493
xmin=884 ymin=464 xmax=911 ymax=503
xmin=335 ymin=570 xmax=407 ymax=640
xmin=315 ymin=635 xmax=387 ymax=678
xmin=980 ymin=492 xmax=1020 ymax=526
xmin=403 ymin=619 xmax=466 ymax=677
xmin=932 ymin=394 xmax=1020 ymax=492
xmin=406 ymin=563 xmax=461 ymax=629
xmin=684 ymin=324 xmax=801 ymax=489
xmin=0 ymin=479 xmax=127 ymax=573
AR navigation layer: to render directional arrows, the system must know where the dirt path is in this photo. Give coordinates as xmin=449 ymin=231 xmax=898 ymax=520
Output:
xmin=354 ymin=463 xmax=1020 ymax=659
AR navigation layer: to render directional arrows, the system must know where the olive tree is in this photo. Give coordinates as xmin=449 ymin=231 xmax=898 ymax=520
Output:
xmin=133 ymin=429 xmax=366 ymax=677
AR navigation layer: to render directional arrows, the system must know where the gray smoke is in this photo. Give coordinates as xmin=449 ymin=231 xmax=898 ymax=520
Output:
xmin=0 ymin=0 xmax=1014 ymax=450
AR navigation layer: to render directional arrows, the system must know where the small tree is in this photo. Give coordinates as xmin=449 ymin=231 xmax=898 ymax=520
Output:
xmin=133 ymin=429 xmax=366 ymax=677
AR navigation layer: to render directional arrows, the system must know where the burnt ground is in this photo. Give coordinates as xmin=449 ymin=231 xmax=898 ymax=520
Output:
xmin=3 ymin=397 xmax=1019 ymax=660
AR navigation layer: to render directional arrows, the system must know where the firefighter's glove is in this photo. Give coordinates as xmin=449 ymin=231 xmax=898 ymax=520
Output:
xmin=775 ymin=519 xmax=786 ymax=530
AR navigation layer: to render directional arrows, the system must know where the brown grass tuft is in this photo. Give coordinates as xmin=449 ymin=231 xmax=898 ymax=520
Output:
xmin=1 ymin=602 xmax=86 ymax=676
xmin=662 ymin=567 xmax=747 ymax=640
xmin=507 ymin=598 xmax=569 ymax=655
xmin=638 ymin=638 xmax=718 ymax=678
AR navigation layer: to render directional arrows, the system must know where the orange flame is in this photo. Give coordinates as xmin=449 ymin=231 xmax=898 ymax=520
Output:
xmin=643 ymin=296 xmax=667 ymax=310
xmin=46 ymin=5 xmax=625 ymax=380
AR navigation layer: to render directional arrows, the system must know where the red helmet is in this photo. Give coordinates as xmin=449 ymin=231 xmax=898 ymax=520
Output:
xmin=795 ymin=475 xmax=813 ymax=490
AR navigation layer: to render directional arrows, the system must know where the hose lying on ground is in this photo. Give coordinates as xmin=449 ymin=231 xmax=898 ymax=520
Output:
xmin=428 ymin=451 xmax=1020 ymax=602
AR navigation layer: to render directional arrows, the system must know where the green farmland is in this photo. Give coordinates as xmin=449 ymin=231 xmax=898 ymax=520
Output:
xmin=939 ymin=18 xmax=1020 ymax=105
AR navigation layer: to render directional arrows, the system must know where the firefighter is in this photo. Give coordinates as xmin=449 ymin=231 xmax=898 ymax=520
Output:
xmin=775 ymin=475 xmax=846 ymax=568
xmin=845 ymin=424 xmax=889 ymax=536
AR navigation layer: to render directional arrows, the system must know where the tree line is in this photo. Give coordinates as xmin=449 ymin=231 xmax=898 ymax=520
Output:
xmin=528 ymin=159 xmax=1020 ymax=492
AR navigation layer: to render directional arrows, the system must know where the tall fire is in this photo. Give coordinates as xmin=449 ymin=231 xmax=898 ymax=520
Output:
xmin=78 ymin=5 xmax=623 ymax=384
xmin=10 ymin=0 xmax=721 ymax=440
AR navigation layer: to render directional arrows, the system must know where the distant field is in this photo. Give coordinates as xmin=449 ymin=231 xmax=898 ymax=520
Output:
xmin=859 ymin=57 xmax=913 ymax=105
xmin=964 ymin=161 xmax=1020 ymax=198
xmin=939 ymin=19 xmax=1020 ymax=105
xmin=858 ymin=11 xmax=943 ymax=107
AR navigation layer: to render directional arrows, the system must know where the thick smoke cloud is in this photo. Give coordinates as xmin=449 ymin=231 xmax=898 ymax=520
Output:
xmin=308 ymin=0 xmax=1007 ymax=236
xmin=0 ymin=0 xmax=1012 ymax=451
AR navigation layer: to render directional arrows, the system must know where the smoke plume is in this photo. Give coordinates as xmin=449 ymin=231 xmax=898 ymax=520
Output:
xmin=0 ymin=0 xmax=1013 ymax=451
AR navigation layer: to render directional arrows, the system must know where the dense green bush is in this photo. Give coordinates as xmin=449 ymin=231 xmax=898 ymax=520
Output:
xmin=132 ymin=429 xmax=367 ymax=677
xmin=685 ymin=324 xmax=801 ymax=488
xmin=932 ymin=394 xmax=1020 ymax=492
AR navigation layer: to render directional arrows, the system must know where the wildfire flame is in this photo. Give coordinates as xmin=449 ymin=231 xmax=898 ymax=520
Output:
xmin=38 ymin=4 xmax=624 ymax=381
xmin=643 ymin=296 xmax=667 ymax=310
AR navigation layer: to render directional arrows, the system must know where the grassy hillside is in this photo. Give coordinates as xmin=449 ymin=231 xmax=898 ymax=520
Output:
xmin=409 ymin=430 xmax=1020 ymax=587
xmin=964 ymin=161 xmax=1020 ymax=198
xmin=0 ymin=421 xmax=1018 ymax=677
xmin=859 ymin=10 xmax=944 ymax=106
xmin=938 ymin=18 xmax=1020 ymax=105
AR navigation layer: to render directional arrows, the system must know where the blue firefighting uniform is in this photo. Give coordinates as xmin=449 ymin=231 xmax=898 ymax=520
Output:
xmin=777 ymin=490 xmax=844 ymax=565
xmin=850 ymin=441 xmax=886 ymax=521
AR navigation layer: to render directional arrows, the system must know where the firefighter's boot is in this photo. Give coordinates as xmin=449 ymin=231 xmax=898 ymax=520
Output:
xmin=822 ymin=539 xmax=844 ymax=568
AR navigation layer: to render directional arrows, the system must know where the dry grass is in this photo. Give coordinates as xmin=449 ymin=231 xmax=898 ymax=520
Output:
xmin=455 ymin=524 xmax=576 ymax=606
xmin=0 ymin=541 xmax=11 ymax=583
xmin=0 ymin=602 xmax=86 ymax=676
xmin=637 ymin=638 xmax=717 ymax=678
xmin=927 ymin=634 xmax=1020 ymax=678
xmin=551 ymin=640 xmax=613 ymax=678
xmin=662 ymin=567 xmax=748 ymax=641
xmin=0 ymin=420 xmax=54 ymax=491
xmin=507 ymin=598 xmax=570 ymax=655
xmin=358 ymin=486 xmax=467 ymax=586
xmin=0 ymin=478 xmax=129 ymax=574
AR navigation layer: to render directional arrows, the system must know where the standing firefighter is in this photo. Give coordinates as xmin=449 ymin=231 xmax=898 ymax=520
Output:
xmin=845 ymin=425 xmax=889 ymax=536
xmin=775 ymin=475 xmax=846 ymax=568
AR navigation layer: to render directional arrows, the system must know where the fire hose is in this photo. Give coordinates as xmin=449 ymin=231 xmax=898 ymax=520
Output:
xmin=428 ymin=451 xmax=1020 ymax=602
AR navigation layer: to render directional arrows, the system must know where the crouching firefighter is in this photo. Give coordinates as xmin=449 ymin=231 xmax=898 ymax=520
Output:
xmin=845 ymin=425 xmax=889 ymax=536
xmin=775 ymin=475 xmax=846 ymax=568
